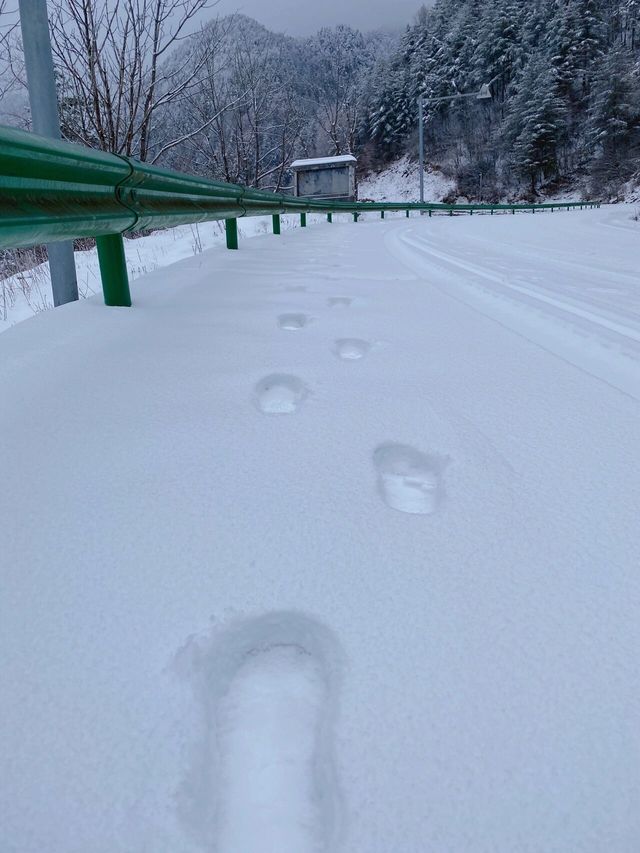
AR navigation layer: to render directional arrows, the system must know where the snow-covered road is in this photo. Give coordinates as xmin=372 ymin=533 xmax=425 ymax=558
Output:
xmin=1 ymin=207 xmax=639 ymax=852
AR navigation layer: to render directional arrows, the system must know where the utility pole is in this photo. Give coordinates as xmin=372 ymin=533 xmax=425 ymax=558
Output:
xmin=417 ymin=83 xmax=493 ymax=207
xmin=418 ymin=94 xmax=425 ymax=205
xmin=19 ymin=0 xmax=78 ymax=306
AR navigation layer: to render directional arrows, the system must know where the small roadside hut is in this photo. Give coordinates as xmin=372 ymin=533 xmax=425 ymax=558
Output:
xmin=290 ymin=154 xmax=357 ymax=201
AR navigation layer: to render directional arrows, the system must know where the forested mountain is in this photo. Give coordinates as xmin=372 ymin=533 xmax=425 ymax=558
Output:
xmin=364 ymin=0 xmax=640 ymax=199
xmin=152 ymin=16 xmax=392 ymax=190
xmin=1 ymin=0 xmax=639 ymax=199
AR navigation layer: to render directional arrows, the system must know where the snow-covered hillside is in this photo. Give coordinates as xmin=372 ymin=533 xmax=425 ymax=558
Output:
xmin=359 ymin=154 xmax=591 ymax=204
xmin=359 ymin=154 xmax=456 ymax=203
xmin=1 ymin=206 xmax=639 ymax=852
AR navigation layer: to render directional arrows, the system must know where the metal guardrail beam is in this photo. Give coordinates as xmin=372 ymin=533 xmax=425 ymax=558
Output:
xmin=0 ymin=125 xmax=600 ymax=307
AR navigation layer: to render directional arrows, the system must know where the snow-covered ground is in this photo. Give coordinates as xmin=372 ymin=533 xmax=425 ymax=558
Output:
xmin=359 ymin=154 xmax=456 ymax=203
xmin=1 ymin=206 xmax=639 ymax=852
xmin=0 ymin=214 xmax=317 ymax=334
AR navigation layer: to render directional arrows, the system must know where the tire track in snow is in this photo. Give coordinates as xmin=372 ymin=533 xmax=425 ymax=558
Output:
xmin=430 ymin=227 xmax=640 ymax=323
xmin=386 ymin=225 xmax=640 ymax=400
xmin=402 ymin=231 xmax=640 ymax=349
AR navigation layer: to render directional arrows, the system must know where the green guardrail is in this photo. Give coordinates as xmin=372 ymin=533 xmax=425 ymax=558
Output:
xmin=0 ymin=125 xmax=600 ymax=308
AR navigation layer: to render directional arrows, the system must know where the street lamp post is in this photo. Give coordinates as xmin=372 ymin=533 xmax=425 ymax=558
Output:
xmin=418 ymin=83 xmax=493 ymax=205
xmin=19 ymin=0 xmax=79 ymax=307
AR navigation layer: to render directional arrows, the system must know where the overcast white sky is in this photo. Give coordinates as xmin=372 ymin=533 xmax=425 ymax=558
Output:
xmin=209 ymin=0 xmax=429 ymax=35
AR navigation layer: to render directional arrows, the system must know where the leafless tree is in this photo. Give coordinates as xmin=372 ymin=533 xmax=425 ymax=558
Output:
xmin=228 ymin=27 xmax=304 ymax=189
xmin=308 ymin=26 xmax=370 ymax=155
xmin=171 ymin=17 xmax=305 ymax=189
xmin=0 ymin=0 xmax=20 ymax=101
xmin=48 ymin=0 xmax=221 ymax=161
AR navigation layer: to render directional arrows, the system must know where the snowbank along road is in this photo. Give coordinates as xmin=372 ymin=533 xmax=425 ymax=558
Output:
xmin=1 ymin=206 xmax=639 ymax=852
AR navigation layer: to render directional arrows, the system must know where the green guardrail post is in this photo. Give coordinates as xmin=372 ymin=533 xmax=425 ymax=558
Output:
xmin=428 ymin=209 xmax=432 ymax=218
xmin=272 ymin=214 xmax=281 ymax=235
xmin=406 ymin=210 xmax=409 ymax=218
xmin=353 ymin=212 xmax=358 ymax=223
xmin=96 ymin=234 xmax=131 ymax=307
xmin=300 ymin=212 xmax=307 ymax=228
xmin=491 ymin=209 xmax=494 ymax=215
xmin=449 ymin=209 xmax=453 ymax=217
xmin=327 ymin=213 xmax=332 ymax=223
xmin=512 ymin=208 xmax=515 ymax=215
xmin=226 ymin=217 xmax=238 ymax=250
xmin=380 ymin=210 xmax=385 ymax=219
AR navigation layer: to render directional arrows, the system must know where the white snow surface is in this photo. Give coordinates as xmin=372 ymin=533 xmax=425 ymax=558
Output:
xmin=0 ymin=215 xmax=312 ymax=334
xmin=359 ymin=154 xmax=456 ymax=202
xmin=1 ymin=205 xmax=640 ymax=853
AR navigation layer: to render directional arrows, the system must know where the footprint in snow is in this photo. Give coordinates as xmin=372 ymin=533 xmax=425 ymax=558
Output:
xmin=333 ymin=339 xmax=370 ymax=360
xmin=373 ymin=443 xmax=448 ymax=515
xmin=216 ymin=645 xmax=326 ymax=853
xmin=278 ymin=313 xmax=309 ymax=331
xmin=327 ymin=297 xmax=352 ymax=308
xmin=254 ymin=374 xmax=308 ymax=414
xmin=176 ymin=611 xmax=343 ymax=853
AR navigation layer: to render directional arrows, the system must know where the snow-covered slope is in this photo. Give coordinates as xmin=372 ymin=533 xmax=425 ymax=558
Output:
xmin=359 ymin=154 xmax=592 ymax=204
xmin=1 ymin=206 xmax=639 ymax=852
xmin=359 ymin=154 xmax=455 ymax=203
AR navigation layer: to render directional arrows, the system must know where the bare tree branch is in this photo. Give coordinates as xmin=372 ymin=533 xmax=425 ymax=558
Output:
xmin=48 ymin=0 xmax=219 ymax=160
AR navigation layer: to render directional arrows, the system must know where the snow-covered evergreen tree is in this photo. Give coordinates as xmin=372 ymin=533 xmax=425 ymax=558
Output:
xmin=505 ymin=54 xmax=568 ymax=193
xmin=363 ymin=0 xmax=640 ymax=198
xmin=587 ymin=45 xmax=640 ymax=192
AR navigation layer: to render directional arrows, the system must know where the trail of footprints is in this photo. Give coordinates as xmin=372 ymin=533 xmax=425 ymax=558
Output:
xmin=195 ymin=271 xmax=450 ymax=851
xmin=254 ymin=284 xmax=448 ymax=516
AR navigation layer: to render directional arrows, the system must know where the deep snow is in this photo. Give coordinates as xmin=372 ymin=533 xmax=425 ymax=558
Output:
xmin=0 ymin=214 xmax=319 ymax=334
xmin=1 ymin=206 xmax=639 ymax=852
